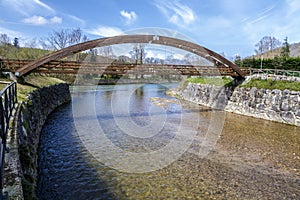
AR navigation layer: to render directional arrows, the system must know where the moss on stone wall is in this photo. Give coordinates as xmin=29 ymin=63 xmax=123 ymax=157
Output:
xmin=16 ymin=83 xmax=71 ymax=200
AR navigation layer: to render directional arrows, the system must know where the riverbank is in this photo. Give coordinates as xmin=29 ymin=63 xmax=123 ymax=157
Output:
xmin=37 ymin=84 xmax=300 ymax=199
xmin=3 ymin=76 xmax=71 ymax=200
xmin=176 ymin=76 xmax=300 ymax=126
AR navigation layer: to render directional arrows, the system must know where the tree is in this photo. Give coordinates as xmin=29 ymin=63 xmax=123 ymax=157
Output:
xmin=88 ymin=48 xmax=98 ymax=62
xmin=98 ymin=46 xmax=114 ymax=63
xmin=13 ymin=37 xmax=19 ymax=48
xmin=25 ymin=38 xmax=39 ymax=48
xmin=130 ymin=44 xmax=146 ymax=64
xmin=280 ymin=37 xmax=290 ymax=58
xmin=47 ymin=29 xmax=70 ymax=50
xmin=69 ymin=28 xmax=88 ymax=45
xmin=46 ymin=28 xmax=89 ymax=50
xmin=0 ymin=33 xmax=11 ymax=45
xmin=270 ymin=37 xmax=281 ymax=52
xmin=0 ymin=34 xmax=12 ymax=57
xmin=255 ymin=36 xmax=281 ymax=54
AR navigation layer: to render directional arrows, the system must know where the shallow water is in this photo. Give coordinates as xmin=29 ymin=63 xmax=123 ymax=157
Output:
xmin=38 ymin=84 xmax=300 ymax=199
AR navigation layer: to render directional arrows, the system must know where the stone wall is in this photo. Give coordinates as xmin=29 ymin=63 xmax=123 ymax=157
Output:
xmin=179 ymin=83 xmax=233 ymax=110
xmin=226 ymin=87 xmax=300 ymax=126
xmin=4 ymin=83 xmax=71 ymax=200
xmin=178 ymin=82 xmax=300 ymax=126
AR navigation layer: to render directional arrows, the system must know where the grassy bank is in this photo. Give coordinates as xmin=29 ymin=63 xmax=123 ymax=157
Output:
xmin=187 ymin=77 xmax=233 ymax=86
xmin=0 ymin=75 xmax=65 ymax=101
xmin=185 ymin=76 xmax=300 ymax=91
xmin=241 ymin=78 xmax=300 ymax=91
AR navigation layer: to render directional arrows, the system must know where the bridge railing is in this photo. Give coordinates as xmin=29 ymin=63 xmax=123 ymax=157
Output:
xmin=0 ymin=82 xmax=17 ymax=199
xmin=249 ymin=68 xmax=300 ymax=78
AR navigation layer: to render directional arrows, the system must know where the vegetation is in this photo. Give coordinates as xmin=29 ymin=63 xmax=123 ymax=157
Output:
xmin=17 ymin=75 xmax=65 ymax=101
xmin=0 ymin=75 xmax=65 ymax=101
xmin=187 ymin=77 xmax=233 ymax=86
xmin=0 ymin=45 xmax=51 ymax=60
xmin=241 ymin=78 xmax=300 ymax=91
xmin=235 ymin=36 xmax=299 ymax=70
xmin=280 ymin=37 xmax=290 ymax=58
xmin=235 ymin=56 xmax=300 ymax=71
xmin=255 ymin=36 xmax=281 ymax=55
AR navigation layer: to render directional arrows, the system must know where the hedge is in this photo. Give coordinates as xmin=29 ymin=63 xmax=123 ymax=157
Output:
xmin=235 ymin=57 xmax=300 ymax=71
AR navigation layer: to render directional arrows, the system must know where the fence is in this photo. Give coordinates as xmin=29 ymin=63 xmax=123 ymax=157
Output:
xmin=249 ymin=68 xmax=300 ymax=78
xmin=0 ymin=82 xmax=17 ymax=200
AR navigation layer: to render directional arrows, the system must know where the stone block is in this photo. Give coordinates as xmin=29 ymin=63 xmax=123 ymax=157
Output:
xmin=280 ymin=111 xmax=296 ymax=124
xmin=280 ymin=101 xmax=291 ymax=111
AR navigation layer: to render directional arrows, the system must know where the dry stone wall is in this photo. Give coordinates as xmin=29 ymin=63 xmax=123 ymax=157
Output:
xmin=4 ymin=83 xmax=71 ymax=200
xmin=178 ymin=82 xmax=300 ymax=126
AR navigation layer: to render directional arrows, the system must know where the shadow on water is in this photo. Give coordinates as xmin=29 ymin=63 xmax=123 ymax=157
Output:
xmin=37 ymin=104 xmax=118 ymax=200
xmin=37 ymin=83 xmax=300 ymax=199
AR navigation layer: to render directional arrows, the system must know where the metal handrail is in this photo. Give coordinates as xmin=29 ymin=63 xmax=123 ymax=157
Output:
xmin=0 ymin=82 xmax=17 ymax=199
xmin=249 ymin=68 xmax=300 ymax=78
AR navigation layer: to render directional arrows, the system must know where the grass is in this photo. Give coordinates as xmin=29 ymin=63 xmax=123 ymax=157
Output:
xmin=241 ymin=78 xmax=300 ymax=91
xmin=1 ymin=75 xmax=65 ymax=102
xmin=187 ymin=77 xmax=233 ymax=86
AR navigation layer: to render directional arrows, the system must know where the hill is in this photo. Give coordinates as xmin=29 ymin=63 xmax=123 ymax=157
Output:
xmin=249 ymin=42 xmax=300 ymax=59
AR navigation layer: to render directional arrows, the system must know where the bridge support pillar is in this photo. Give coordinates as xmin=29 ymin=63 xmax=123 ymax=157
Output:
xmin=232 ymin=76 xmax=245 ymax=86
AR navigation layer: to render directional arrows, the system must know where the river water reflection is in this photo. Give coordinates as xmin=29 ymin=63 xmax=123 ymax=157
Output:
xmin=38 ymin=84 xmax=300 ymax=199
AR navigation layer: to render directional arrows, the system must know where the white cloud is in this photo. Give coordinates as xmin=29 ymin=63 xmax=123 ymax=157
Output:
xmin=3 ymin=0 xmax=55 ymax=16
xmin=154 ymin=0 xmax=196 ymax=27
xmin=50 ymin=16 xmax=62 ymax=24
xmin=33 ymin=0 xmax=55 ymax=13
xmin=88 ymin=26 xmax=124 ymax=37
xmin=120 ymin=10 xmax=137 ymax=25
xmin=22 ymin=15 xmax=62 ymax=25
xmin=146 ymin=50 xmax=165 ymax=60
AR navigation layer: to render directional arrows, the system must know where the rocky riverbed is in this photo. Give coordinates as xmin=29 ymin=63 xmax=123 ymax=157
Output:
xmin=105 ymin=104 xmax=300 ymax=199
xmin=38 ymin=85 xmax=299 ymax=199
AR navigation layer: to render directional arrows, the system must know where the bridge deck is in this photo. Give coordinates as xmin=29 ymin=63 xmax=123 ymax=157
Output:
xmin=1 ymin=58 xmax=250 ymax=77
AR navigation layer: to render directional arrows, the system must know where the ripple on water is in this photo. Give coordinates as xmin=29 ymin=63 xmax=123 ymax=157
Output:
xmin=38 ymin=84 xmax=300 ymax=199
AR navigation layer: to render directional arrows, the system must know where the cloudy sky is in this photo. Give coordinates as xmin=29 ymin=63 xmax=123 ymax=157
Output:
xmin=0 ymin=0 xmax=299 ymax=58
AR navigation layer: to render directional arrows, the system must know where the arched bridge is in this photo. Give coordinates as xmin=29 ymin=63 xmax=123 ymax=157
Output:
xmin=13 ymin=35 xmax=246 ymax=78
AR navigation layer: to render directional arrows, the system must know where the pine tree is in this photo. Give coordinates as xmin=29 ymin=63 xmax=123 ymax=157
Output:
xmin=280 ymin=37 xmax=290 ymax=58
xmin=13 ymin=37 xmax=19 ymax=48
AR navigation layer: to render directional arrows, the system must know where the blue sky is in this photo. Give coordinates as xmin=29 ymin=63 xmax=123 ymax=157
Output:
xmin=0 ymin=0 xmax=299 ymax=58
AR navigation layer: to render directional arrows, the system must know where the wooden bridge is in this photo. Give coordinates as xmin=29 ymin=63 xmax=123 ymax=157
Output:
xmin=1 ymin=35 xmax=249 ymax=78
xmin=1 ymin=58 xmax=250 ymax=77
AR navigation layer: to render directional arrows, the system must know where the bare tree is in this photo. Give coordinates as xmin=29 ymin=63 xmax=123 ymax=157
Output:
xmin=47 ymin=29 xmax=71 ymax=50
xmin=25 ymin=38 xmax=39 ymax=48
xmin=46 ymin=28 xmax=89 ymax=50
xmin=70 ymin=28 xmax=88 ymax=45
xmin=270 ymin=36 xmax=281 ymax=52
xmin=255 ymin=36 xmax=281 ymax=54
xmin=130 ymin=44 xmax=146 ymax=64
xmin=0 ymin=33 xmax=11 ymax=45
xmin=98 ymin=46 xmax=115 ymax=63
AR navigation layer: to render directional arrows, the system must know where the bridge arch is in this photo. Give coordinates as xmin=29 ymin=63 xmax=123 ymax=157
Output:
xmin=15 ymin=35 xmax=245 ymax=78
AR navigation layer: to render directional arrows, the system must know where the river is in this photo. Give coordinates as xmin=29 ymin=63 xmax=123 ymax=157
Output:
xmin=38 ymin=83 xmax=300 ymax=199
